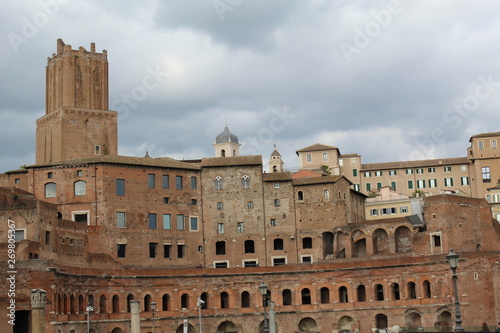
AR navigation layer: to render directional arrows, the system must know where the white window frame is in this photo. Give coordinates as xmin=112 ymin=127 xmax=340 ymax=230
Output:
xmin=400 ymin=206 xmax=408 ymax=214
xmin=213 ymin=260 xmax=229 ymax=268
xmin=72 ymin=210 xmax=90 ymax=225
xmin=322 ymin=152 xmax=328 ymax=162
xmin=444 ymin=178 xmax=453 ymax=187
xmin=370 ymin=208 xmax=378 ymax=216
xmin=389 ymin=170 xmax=397 ymax=176
xmin=306 ymin=154 xmax=312 ymax=163
xmin=478 ymin=140 xmax=484 ymax=150
xmin=271 ymin=256 xmax=287 ymax=266
xmin=491 ymin=139 xmax=497 ymax=149
xmin=217 ymin=223 xmax=224 ymax=234
xmin=242 ymin=259 xmax=259 ymax=267
xmin=189 ymin=216 xmax=199 ymax=232
xmin=430 ymin=231 xmax=442 ymax=254
xmin=15 ymin=228 xmax=26 ymax=242
xmin=300 ymin=255 xmax=313 ymax=264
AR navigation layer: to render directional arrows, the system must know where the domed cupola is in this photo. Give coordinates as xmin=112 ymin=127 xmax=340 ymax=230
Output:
xmin=215 ymin=125 xmax=239 ymax=144
xmin=213 ymin=125 xmax=241 ymax=157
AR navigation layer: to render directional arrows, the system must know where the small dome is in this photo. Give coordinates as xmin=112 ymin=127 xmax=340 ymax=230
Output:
xmin=215 ymin=125 xmax=239 ymax=144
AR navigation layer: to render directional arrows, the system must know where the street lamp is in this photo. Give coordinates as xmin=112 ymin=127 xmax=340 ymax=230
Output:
xmin=446 ymin=249 xmax=464 ymax=332
xmin=259 ymin=282 xmax=269 ymax=333
xmin=197 ymin=298 xmax=205 ymax=333
xmin=86 ymin=302 xmax=93 ymax=333
xmin=151 ymin=301 xmax=156 ymax=333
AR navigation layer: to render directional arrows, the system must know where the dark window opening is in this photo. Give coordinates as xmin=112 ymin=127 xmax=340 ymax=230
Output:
xmin=273 ymin=238 xmax=284 ymax=250
xmin=177 ymin=244 xmax=185 ymax=258
xmin=216 ymin=241 xmax=226 ymax=255
xmin=302 ymin=237 xmax=312 ymax=249
xmin=117 ymin=244 xmax=126 ymax=258
xmin=244 ymin=240 xmax=255 ymax=253
xmin=164 ymin=244 xmax=171 ymax=258
xmin=149 ymin=243 xmax=157 ymax=258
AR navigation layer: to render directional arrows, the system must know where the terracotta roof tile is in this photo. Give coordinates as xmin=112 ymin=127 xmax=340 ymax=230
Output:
xmin=361 ymin=157 xmax=468 ymax=171
xmin=201 ymin=155 xmax=262 ymax=167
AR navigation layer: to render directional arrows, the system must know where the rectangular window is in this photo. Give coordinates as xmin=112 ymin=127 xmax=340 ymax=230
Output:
xmin=164 ymin=244 xmax=171 ymax=258
xmin=162 ymin=175 xmax=169 ymax=189
xmin=429 ymin=179 xmax=437 ymax=188
xmin=176 ymin=176 xmax=183 ymax=190
xmin=406 ymin=169 xmax=414 ymax=174
xmin=381 ymin=208 xmax=388 ymax=215
xmin=163 ymin=214 xmax=171 ymax=230
xmin=148 ymin=174 xmax=155 ymax=188
xmin=444 ymin=166 xmax=452 ymax=172
xmin=270 ymin=219 xmax=277 ymax=226
xmin=461 ymin=176 xmax=469 ymax=186
xmin=274 ymin=199 xmax=280 ymax=207
xmin=247 ymin=201 xmax=254 ymax=209
xmin=177 ymin=244 xmax=185 ymax=258
xmin=190 ymin=217 xmax=198 ymax=231
xmin=273 ymin=257 xmax=286 ymax=266
xmin=389 ymin=170 xmax=397 ymax=176
xmin=76 ymin=170 xmax=83 ymax=177
xmin=243 ymin=260 xmax=258 ymax=267
xmin=390 ymin=207 xmax=396 ymax=214
xmin=47 ymin=172 xmax=53 ymax=179
xmin=215 ymin=261 xmax=228 ymax=268
xmin=148 ymin=213 xmax=157 ymax=229
xmin=14 ymin=178 xmax=20 ymax=184
xmin=149 ymin=243 xmax=157 ymax=258
xmin=117 ymin=212 xmax=126 ymax=228
xmin=15 ymin=229 xmax=25 ymax=242
xmin=191 ymin=176 xmax=197 ymax=190
xmin=274 ymin=183 xmax=280 ymax=189
xmin=400 ymin=206 xmax=408 ymax=214
xmin=366 ymin=183 xmax=371 ymax=191
xmin=191 ymin=199 xmax=197 ymax=205
xmin=176 ymin=215 xmax=184 ymax=230
xmin=117 ymin=244 xmax=126 ymax=258
xmin=482 ymin=166 xmax=491 ymax=182
xmin=306 ymin=154 xmax=312 ymax=163
xmin=364 ymin=172 xmax=371 ymax=177
xmin=237 ymin=222 xmax=244 ymax=233
xmin=301 ymin=256 xmax=312 ymax=263
xmin=417 ymin=179 xmax=425 ymax=188
xmin=116 ymin=179 xmax=125 ymax=196
xmin=408 ymin=180 xmax=413 ymax=189
xmin=353 ymin=169 xmax=358 ymax=177
xmin=217 ymin=202 xmax=224 ymax=210
xmin=370 ymin=209 xmax=378 ymax=216
xmin=491 ymin=139 xmax=497 ymax=149
xmin=428 ymin=167 xmax=436 ymax=173
xmin=432 ymin=234 xmax=441 ymax=247
xmin=375 ymin=171 xmax=382 ymax=176
xmin=416 ymin=168 xmax=424 ymax=174
xmin=94 ymin=145 xmax=101 ymax=155
xmin=45 ymin=231 xmax=50 ymax=245
xmin=163 ymin=197 xmax=169 ymax=204
xmin=353 ymin=184 xmax=360 ymax=191
xmin=478 ymin=140 xmax=484 ymax=150
xmin=391 ymin=181 xmax=397 ymax=190
xmin=376 ymin=182 xmax=382 ymax=189
xmin=218 ymin=223 xmax=224 ymax=234
xmin=322 ymin=152 xmax=328 ymax=162
xmin=444 ymin=178 xmax=454 ymax=187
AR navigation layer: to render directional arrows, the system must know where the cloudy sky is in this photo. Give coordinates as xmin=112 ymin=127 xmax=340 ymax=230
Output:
xmin=1 ymin=0 xmax=500 ymax=172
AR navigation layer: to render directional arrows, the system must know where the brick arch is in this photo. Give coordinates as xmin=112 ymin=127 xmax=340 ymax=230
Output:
xmin=372 ymin=228 xmax=390 ymax=254
xmin=335 ymin=231 xmax=347 ymax=258
xmin=404 ymin=308 xmax=423 ymax=329
xmin=351 ymin=229 xmax=367 ymax=258
xmin=395 ymin=226 xmax=412 ymax=253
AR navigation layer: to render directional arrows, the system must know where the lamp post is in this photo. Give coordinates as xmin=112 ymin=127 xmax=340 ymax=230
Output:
xmin=259 ymin=282 xmax=269 ymax=333
xmin=150 ymin=301 xmax=156 ymax=333
xmin=86 ymin=302 xmax=93 ymax=333
xmin=446 ymin=249 xmax=464 ymax=333
xmin=197 ymin=298 xmax=205 ymax=333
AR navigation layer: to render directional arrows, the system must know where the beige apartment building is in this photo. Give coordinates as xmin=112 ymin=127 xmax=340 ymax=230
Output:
xmin=296 ymin=132 xmax=500 ymax=214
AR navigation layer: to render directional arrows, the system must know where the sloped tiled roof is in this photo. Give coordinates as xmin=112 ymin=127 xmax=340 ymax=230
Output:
xmin=28 ymin=155 xmax=201 ymax=170
xmin=296 ymin=143 xmax=339 ymax=155
xmin=292 ymin=175 xmax=344 ymax=186
xmin=292 ymin=169 xmax=323 ymax=179
xmin=361 ymin=157 xmax=468 ymax=171
xmin=470 ymin=131 xmax=500 ymax=140
xmin=201 ymin=155 xmax=262 ymax=167
xmin=262 ymin=172 xmax=293 ymax=182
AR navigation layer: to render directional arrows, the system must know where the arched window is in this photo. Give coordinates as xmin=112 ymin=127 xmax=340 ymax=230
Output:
xmin=221 ymin=149 xmax=226 ymax=157
xmin=45 ymin=182 xmax=56 ymax=198
xmin=70 ymin=295 xmax=76 ymax=314
xmin=273 ymin=238 xmax=284 ymax=250
xmin=241 ymin=291 xmax=250 ymax=308
xmin=302 ymin=237 xmax=312 ymax=249
xmin=162 ymin=294 xmax=169 ymax=311
xmin=375 ymin=284 xmax=384 ymax=301
xmin=375 ymin=314 xmax=388 ymax=329
xmin=407 ymin=282 xmax=417 ymax=299
xmin=74 ymin=180 xmax=86 ymax=196
xmin=127 ymin=294 xmax=134 ymax=312
xmin=200 ymin=292 xmax=208 ymax=309
xmin=320 ymin=287 xmax=330 ymax=303
xmin=339 ymin=286 xmax=349 ymax=303
xmin=298 ymin=191 xmax=304 ymax=200
xmin=423 ymin=280 xmax=431 ymax=298
xmin=181 ymin=293 xmax=189 ymax=309
xmin=244 ymin=240 xmax=255 ymax=253
xmin=144 ymin=294 xmax=152 ymax=312
xmin=391 ymin=283 xmax=400 ymax=300
xmin=78 ymin=294 xmax=84 ymax=313
xmin=112 ymin=295 xmax=119 ymax=313
xmin=99 ymin=295 xmax=106 ymax=313
xmin=214 ymin=176 xmax=223 ymax=190
xmin=324 ymin=189 xmax=330 ymax=199
xmin=282 ymin=289 xmax=292 ymax=306
xmin=273 ymin=198 xmax=280 ymax=207
xmin=301 ymin=288 xmax=311 ymax=305
xmin=241 ymin=175 xmax=250 ymax=189
xmin=220 ymin=292 xmax=229 ymax=308
xmin=357 ymin=285 xmax=366 ymax=302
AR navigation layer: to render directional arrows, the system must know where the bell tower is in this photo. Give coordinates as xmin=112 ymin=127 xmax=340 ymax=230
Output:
xmin=36 ymin=39 xmax=118 ymax=164
xmin=269 ymin=147 xmax=284 ymax=173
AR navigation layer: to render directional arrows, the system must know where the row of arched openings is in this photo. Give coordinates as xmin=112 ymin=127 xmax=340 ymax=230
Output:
xmin=214 ymin=175 xmax=250 ymax=190
xmin=45 ymin=181 xmax=86 ymax=198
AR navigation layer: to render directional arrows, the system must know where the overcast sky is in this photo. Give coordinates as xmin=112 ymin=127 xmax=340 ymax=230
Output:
xmin=1 ymin=0 xmax=500 ymax=172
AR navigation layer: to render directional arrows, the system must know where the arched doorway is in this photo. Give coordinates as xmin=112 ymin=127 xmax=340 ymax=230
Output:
xmin=436 ymin=310 xmax=452 ymax=332
xmin=218 ymin=321 xmax=238 ymax=333
xmin=338 ymin=315 xmax=355 ymax=333
xmin=405 ymin=310 xmax=422 ymax=331
xmin=111 ymin=328 xmax=124 ymax=333
xmin=375 ymin=314 xmax=388 ymax=329
xmin=176 ymin=323 xmax=196 ymax=333
xmin=298 ymin=317 xmax=318 ymax=333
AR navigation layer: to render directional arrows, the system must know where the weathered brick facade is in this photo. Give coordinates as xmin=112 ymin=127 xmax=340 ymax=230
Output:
xmin=0 ymin=40 xmax=499 ymax=333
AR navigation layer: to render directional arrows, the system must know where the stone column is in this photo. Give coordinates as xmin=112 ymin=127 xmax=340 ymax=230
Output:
xmin=268 ymin=301 xmax=277 ymax=333
xmin=31 ymin=289 xmax=47 ymax=333
xmin=130 ymin=300 xmax=141 ymax=333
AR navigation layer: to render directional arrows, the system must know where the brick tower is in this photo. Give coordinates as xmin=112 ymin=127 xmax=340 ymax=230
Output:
xmin=36 ymin=39 xmax=118 ymax=164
